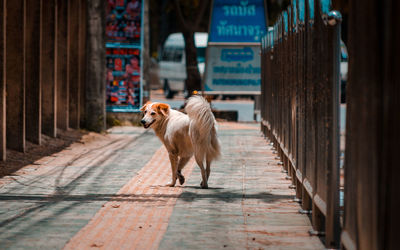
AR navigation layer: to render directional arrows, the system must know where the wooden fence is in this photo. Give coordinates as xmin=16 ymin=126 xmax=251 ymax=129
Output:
xmin=261 ymin=0 xmax=400 ymax=249
xmin=261 ymin=0 xmax=341 ymax=248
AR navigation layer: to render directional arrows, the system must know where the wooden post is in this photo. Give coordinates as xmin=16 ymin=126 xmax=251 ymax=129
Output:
xmin=5 ymin=0 xmax=25 ymax=152
xmin=25 ymin=0 xmax=41 ymax=144
xmin=78 ymin=0 xmax=87 ymax=128
xmin=41 ymin=0 xmax=57 ymax=137
xmin=342 ymin=1 xmax=400 ymax=249
xmin=67 ymin=0 xmax=80 ymax=129
xmin=55 ymin=0 xmax=68 ymax=130
xmin=0 ymin=0 xmax=6 ymax=160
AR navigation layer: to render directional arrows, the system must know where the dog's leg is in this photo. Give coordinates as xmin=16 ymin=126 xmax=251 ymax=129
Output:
xmin=177 ymin=170 xmax=185 ymax=185
xmin=206 ymin=158 xmax=211 ymax=180
xmin=195 ymin=155 xmax=208 ymax=189
xmin=177 ymin=157 xmax=191 ymax=185
xmin=167 ymin=154 xmax=178 ymax=187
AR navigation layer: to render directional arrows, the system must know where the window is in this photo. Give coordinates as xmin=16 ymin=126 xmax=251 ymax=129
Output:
xmin=161 ymin=48 xmax=183 ymax=62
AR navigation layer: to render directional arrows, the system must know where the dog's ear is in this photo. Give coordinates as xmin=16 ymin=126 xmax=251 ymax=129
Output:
xmin=140 ymin=102 xmax=151 ymax=112
xmin=156 ymin=103 xmax=170 ymax=116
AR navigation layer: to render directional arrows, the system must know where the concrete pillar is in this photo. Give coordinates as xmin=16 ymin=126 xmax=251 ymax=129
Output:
xmin=78 ymin=0 xmax=87 ymax=128
xmin=41 ymin=0 xmax=57 ymax=137
xmin=85 ymin=0 xmax=106 ymax=132
xmin=0 ymin=0 xmax=6 ymax=160
xmin=5 ymin=0 xmax=25 ymax=152
xmin=68 ymin=0 xmax=80 ymax=129
xmin=55 ymin=0 xmax=68 ymax=130
xmin=25 ymin=0 xmax=41 ymax=144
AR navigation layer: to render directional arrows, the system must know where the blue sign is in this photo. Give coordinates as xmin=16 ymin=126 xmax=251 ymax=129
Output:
xmin=209 ymin=0 xmax=267 ymax=43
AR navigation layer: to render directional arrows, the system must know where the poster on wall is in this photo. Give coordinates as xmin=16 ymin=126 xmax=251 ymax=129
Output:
xmin=203 ymin=0 xmax=267 ymax=94
xmin=106 ymin=0 xmax=143 ymax=112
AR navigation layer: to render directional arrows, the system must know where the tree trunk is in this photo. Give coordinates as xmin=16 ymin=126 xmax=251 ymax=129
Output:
xmin=182 ymin=30 xmax=201 ymax=96
xmin=173 ymin=0 xmax=209 ymax=98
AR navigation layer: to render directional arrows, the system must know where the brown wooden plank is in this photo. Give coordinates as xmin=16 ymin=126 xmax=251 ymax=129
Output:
xmin=5 ymin=0 xmax=25 ymax=152
xmin=25 ymin=0 xmax=41 ymax=144
xmin=78 ymin=0 xmax=87 ymax=128
xmin=0 ymin=0 xmax=6 ymax=160
xmin=67 ymin=0 xmax=79 ymax=129
xmin=41 ymin=0 xmax=57 ymax=137
xmin=55 ymin=0 xmax=68 ymax=130
xmin=343 ymin=1 xmax=400 ymax=249
xmin=381 ymin=3 xmax=400 ymax=249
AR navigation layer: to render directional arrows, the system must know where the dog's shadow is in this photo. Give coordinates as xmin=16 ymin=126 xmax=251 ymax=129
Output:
xmin=177 ymin=186 xmax=294 ymax=204
xmin=183 ymin=185 xmax=224 ymax=190
xmin=148 ymin=184 xmax=293 ymax=204
xmin=148 ymin=184 xmax=224 ymax=190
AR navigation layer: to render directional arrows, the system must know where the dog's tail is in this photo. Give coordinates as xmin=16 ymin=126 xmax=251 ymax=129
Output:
xmin=185 ymin=95 xmax=221 ymax=162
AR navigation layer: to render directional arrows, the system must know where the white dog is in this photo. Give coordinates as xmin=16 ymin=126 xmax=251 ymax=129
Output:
xmin=140 ymin=96 xmax=221 ymax=188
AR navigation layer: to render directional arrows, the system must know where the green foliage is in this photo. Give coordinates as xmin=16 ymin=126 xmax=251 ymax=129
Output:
xmin=106 ymin=116 xmax=122 ymax=128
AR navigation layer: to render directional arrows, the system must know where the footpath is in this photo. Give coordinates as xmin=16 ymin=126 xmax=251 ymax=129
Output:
xmin=0 ymin=123 xmax=323 ymax=250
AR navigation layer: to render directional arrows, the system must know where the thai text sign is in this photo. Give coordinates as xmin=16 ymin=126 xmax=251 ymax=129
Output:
xmin=204 ymin=0 xmax=266 ymax=93
xmin=204 ymin=45 xmax=261 ymax=92
xmin=209 ymin=0 xmax=266 ymax=43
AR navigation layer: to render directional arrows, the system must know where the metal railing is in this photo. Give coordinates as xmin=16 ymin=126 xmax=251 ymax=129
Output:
xmin=260 ymin=0 xmax=342 ymax=248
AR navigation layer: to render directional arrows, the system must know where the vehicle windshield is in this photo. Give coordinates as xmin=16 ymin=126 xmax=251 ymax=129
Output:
xmin=161 ymin=47 xmax=183 ymax=62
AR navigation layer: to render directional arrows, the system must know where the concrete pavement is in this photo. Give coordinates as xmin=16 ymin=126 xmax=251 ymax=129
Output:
xmin=0 ymin=123 xmax=323 ymax=249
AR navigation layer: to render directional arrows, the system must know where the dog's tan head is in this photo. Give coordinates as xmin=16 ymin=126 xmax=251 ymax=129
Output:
xmin=140 ymin=102 xmax=170 ymax=129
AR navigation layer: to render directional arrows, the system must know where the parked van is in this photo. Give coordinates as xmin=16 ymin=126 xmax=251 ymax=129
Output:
xmin=158 ymin=32 xmax=208 ymax=99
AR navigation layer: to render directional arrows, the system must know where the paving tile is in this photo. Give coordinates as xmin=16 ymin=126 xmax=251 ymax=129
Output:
xmin=0 ymin=128 xmax=160 ymax=249
xmin=159 ymin=123 xmax=324 ymax=249
xmin=0 ymin=123 xmax=324 ymax=250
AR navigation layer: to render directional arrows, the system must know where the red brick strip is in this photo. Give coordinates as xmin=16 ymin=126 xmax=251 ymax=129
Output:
xmin=64 ymin=146 xmax=195 ymax=250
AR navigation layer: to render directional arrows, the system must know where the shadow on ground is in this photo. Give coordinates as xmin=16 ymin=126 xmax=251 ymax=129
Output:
xmin=179 ymin=188 xmax=294 ymax=203
xmin=0 ymin=188 xmax=294 ymax=228
xmin=0 ymin=129 xmax=87 ymax=178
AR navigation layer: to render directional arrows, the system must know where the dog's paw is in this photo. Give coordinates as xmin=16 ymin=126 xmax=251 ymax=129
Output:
xmin=200 ymin=181 xmax=208 ymax=189
xmin=166 ymin=182 xmax=176 ymax=187
xmin=178 ymin=174 xmax=185 ymax=185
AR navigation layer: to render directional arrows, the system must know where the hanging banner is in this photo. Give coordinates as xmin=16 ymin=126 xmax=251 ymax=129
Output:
xmin=105 ymin=0 xmax=144 ymax=112
xmin=204 ymin=0 xmax=267 ymax=94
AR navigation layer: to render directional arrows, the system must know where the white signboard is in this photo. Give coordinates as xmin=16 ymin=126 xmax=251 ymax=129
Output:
xmin=204 ymin=45 xmax=261 ymax=93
